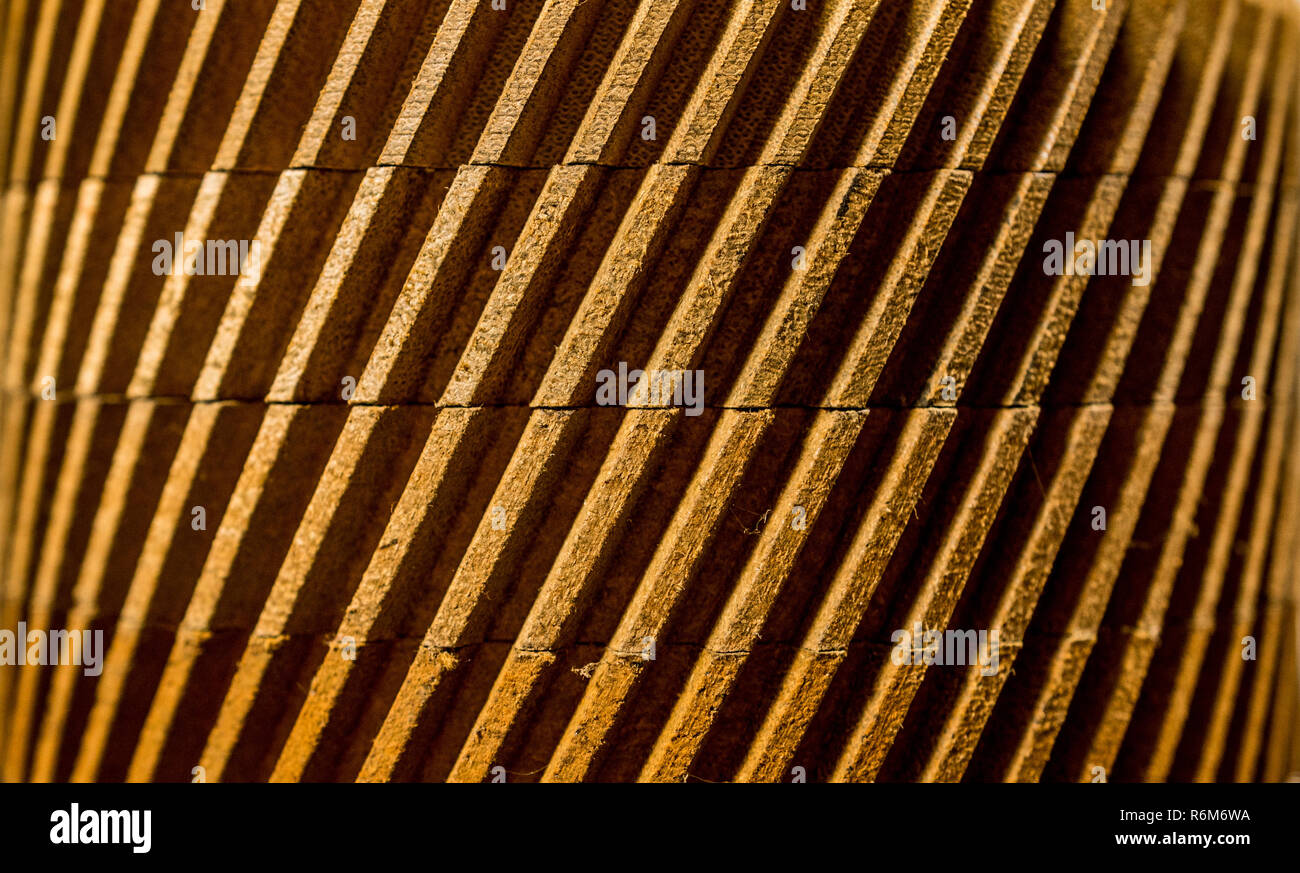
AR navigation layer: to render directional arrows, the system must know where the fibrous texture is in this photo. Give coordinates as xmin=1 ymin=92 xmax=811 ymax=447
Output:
xmin=1 ymin=0 xmax=1299 ymax=783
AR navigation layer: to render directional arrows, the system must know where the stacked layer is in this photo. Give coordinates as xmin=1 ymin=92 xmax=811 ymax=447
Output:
xmin=1 ymin=0 xmax=1298 ymax=782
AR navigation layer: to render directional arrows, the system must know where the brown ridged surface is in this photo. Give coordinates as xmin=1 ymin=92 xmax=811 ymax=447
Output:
xmin=2 ymin=0 xmax=1299 ymax=782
